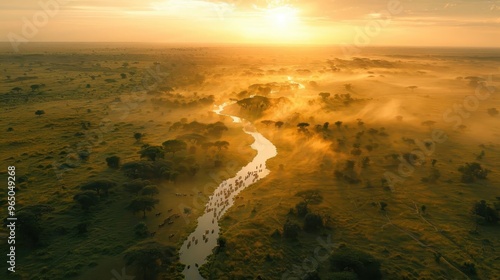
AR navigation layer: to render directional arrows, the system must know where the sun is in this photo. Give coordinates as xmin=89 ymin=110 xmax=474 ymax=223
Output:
xmin=265 ymin=6 xmax=298 ymax=28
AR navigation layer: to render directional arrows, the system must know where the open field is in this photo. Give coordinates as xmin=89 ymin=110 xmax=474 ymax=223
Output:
xmin=0 ymin=44 xmax=499 ymax=280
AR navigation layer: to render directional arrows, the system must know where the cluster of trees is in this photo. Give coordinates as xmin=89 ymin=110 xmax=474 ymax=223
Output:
xmin=149 ymin=94 xmax=214 ymax=108
xmin=122 ymin=179 xmax=160 ymax=218
xmin=5 ymin=204 xmax=54 ymax=246
xmin=73 ymin=180 xmax=117 ymax=211
xmin=260 ymin=120 xmax=284 ymax=128
xmin=334 ymin=160 xmax=360 ymax=184
xmin=30 ymin=84 xmax=41 ymax=92
xmin=458 ymin=162 xmax=489 ymax=183
xmin=328 ymin=247 xmax=382 ymax=280
xmin=318 ymin=92 xmax=360 ymax=106
xmin=472 ymin=200 xmax=499 ymax=225
xmin=123 ymin=241 xmax=177 ymax=280
xmin=487 ymin=108 xmax=498 ymax=117
xmin=283 ymin=191 xmax=326 ymax=239
xmin=138 ymin=140 xmax=188 ymax=162
xmin=169 ymin=121 xmax=228 ymax=139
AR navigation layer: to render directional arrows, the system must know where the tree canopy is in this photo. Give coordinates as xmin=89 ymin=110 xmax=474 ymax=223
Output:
xmin=162 ymin=139 xmax=187 ymax=155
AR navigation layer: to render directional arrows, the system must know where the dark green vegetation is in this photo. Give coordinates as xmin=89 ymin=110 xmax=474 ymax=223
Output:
xmin=0 ymin=45 xmax=258 ymax=279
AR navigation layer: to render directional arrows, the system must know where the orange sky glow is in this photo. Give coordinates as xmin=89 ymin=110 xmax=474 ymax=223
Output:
xmin=1 ymin=0 xmax=499 ymax=47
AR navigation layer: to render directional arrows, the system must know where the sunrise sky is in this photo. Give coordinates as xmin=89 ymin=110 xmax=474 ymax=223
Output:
xmin=1 ymin=0 xmax=499 ymax=46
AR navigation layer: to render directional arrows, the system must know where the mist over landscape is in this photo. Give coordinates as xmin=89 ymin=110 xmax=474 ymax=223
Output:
xmin=1 ymin=1 xmax=500 ymax=280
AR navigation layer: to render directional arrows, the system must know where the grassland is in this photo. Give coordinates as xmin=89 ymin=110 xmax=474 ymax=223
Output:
xmin=1 ymin=44 xmax=499 ymax=280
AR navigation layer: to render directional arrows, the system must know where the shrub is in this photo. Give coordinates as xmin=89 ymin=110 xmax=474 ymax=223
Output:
xmin=73 ymin=191 xmax=99 ymax=211
xmin=295 ymin=201 xmax=309 ymax=217
xmin=473 ymin=200 xmax=499 ymax=224
xmin=217 ymin=237 xmax=226 ymax=249
xmin=106 ymin=156 xmax=121 ymax=168
xmin=304 ymin=213 xmax=323 ymax=232
xmin=380 ymin=202 xmax=388 ymax=211
xmin=123 ymin=179 xmax=150 ymax=195
xmin=458 ymin=162 xmax=489 ymax=183
xmin=460 ymin=261 xmax=477 ymax=276
xmin=283 ymin=220 xmax=301 ymax=239
xmin=329 ymin=247 xmax=382 ymax=280
xmin=79 ymin=180 xmax=116 ymax=196
xmin=134 ymin=222 xmax=149 ymax=238
xmin=141 ymin=185 xmax=159 ymax=196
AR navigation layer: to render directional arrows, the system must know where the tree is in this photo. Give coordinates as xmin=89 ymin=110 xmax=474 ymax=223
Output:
xmin=407 ymin=85 xmax=418 ymax=92
xmin=206 ymin=121 xmax=228 ymax=138
xmin=323 ymin=122 xmax=330 ymax=130
xmin=139 ymin=146 xmax=164 ymax=161
xmin=127 ymin=196 xmax=159 ymax=218
xmin=319 ymin=92 xmax=331 ymax=100
xmin=295 ymin=201 xmax=309 ymax=217
xmin=283 ymin=220 xmax=301 ymax=239
xmin=380 ymin=202 xmax=388 ymax=211
xmin=329 ymin=247 xmax=382 ymax=280
xmin=344 ymin=83 xmax=353 ymax=91
xmin=12 ymin=87 xmax=22 ymax=93
xmin=141 ymin=185 xmax=159 ymax=196
xmin=473 ymin=200 xmax=499 ymax=224
xmin=275 ymin=121 xmax=284 ymax=129
xmin=335 ymin=121 xmax=343 ymax=129
xmin=201 ymin=142 xmax=214 ymax=151
xmin=80 ymin=180 xmax=116 ymax=196
xmin=304 ymin=213 xmax=323 ymax=232
xmin=120 ymin=73 xmax=127 ymax=79
xmin=124 ymin=241 xmax=176 ymax=280
xmin=14 ymin=205 xmax=53 ymax=245
xmin=176 ymin=133 xmax=206 ymax=145
xmin=73 ymin=191 xmax=99 ymax=211
xmin=123 ymin=180 xmax=149 ymax=195
xmin=134 ymin=222 xmax=149 ymax=238
xmin=214 ymin=141 xmax=229 ymax=151
xmin=106 ymin=156 xmax=121 ymax=168
xmin=261 ymin=120 xmax=275 ymax=127
xmin=458 ymin=162 xmax=489 ymax=183
xmin=487 ymin=108 xmax=499 ymax=117
xmin=16 ymin=210 xmax=42 ymax=245
xmin=35 ymin=110 xmax=45 ymax=117
xmin=30 ymin=84 xmax=40 ymax=92
xmin=134 ymin=132 xmax=143 ymax=141
xmin=217 ymin=236 xmax=227 ymax=249
xmin=162 ymin=139 xmax=187 ymax=156
xmin=297 ymin=122 xmax=310 ymax=132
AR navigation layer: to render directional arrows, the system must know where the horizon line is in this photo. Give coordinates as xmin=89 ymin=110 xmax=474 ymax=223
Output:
xmin=1 ymin=41 xmax=500 ymax=49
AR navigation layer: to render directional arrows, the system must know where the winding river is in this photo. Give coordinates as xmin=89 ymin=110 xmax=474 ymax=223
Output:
xmin=179 ymin=101 xmax=278 ymax=279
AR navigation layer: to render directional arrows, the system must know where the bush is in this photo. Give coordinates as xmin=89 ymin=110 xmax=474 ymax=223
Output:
xmin=327 ymin=272 xmax=358 ymax=280
xmin=79 ymin=180 xmax=116 ymax=196
xmin=106 ymin=156 xmax=120 ymax=168
xmin=329 ymin=247 xmax=382 ymax=280
xmin=134 ymin=222 xmax=149 ymax=238
xmin=473 ymin=200 xmax=499 ymax=224
xmin=73 ymin=191 xmax=99 ymax=211
xmin=304 ymin=213 xmax=323 ymax=232
xmin=295 ymin=201 xmax=309 ymax=217
xmin=283 ymin=220 xmax=301 ymax=239
xmin=460 ymin=261 xmax=477 ymax=276
xmin=217 ymin=237 xmax=226 ymax=249
xmin=458 ymin=162 xmax=489 ymax=183
xmin=123 ymin=179 xmax=150 ymax=195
